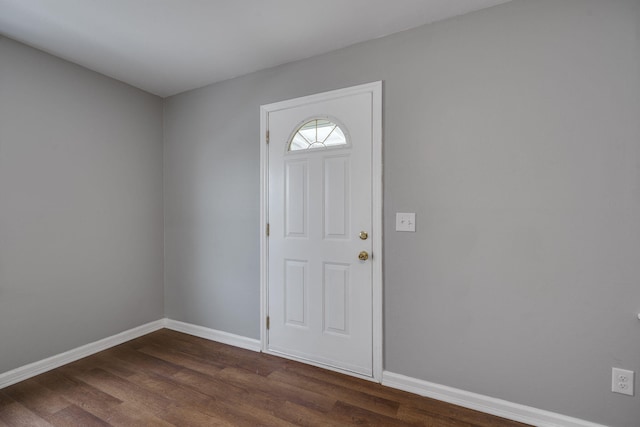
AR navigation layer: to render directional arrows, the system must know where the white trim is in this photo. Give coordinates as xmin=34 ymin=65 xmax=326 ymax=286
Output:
xmin=0 ymin=318 xmax=607 ymax=427
xmin=382 ymin=371 xmax=607 ymax=427
xmin=164 ymin=319 xmax=261 ymax=352
xmin=370 ymin=82 xmax=383 ymax=381
xmin=259 ymin=81 xmax=384 ymax=382
xmin=259 ymin=100 xmax=269 ymax=354
xmin=0 ymin=319 xmax=165 ymax=389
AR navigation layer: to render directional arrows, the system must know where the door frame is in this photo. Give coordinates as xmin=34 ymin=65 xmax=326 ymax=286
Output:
xmin=259 ymin=81 xmax=383 ymax=382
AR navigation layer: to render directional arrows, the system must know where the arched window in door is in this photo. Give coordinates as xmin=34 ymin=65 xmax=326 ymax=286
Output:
xmin=288 ymin=119 xmax=348 ymax=151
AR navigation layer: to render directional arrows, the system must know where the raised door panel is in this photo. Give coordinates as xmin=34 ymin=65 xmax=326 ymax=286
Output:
xmin=285 ymin=160 xmax=308 ymax=238
xmin=323 ymin=156 xmax=350 ymax=240
xmin=323 ymin=263 xmax=350 ymax=335
xmin=284 ymin=259 xmax=308 ymax=327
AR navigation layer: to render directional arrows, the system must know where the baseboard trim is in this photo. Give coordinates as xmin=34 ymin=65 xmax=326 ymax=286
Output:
xmin=0 ymin=319 xmax=165 ymax=390
xmin=164 ymin=319 xmax=261 ymax=352
xmin=0 ymin=322 xmax=605 ymax=427
xmin=382 ymin=371 xmax=606 ymax=427
xmin=0 ymin=318 xmax=260 ymax=390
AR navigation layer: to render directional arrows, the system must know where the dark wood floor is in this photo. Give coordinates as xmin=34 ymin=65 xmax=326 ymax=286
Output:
xmin=0 ymin=329 xmax=530 ymax=426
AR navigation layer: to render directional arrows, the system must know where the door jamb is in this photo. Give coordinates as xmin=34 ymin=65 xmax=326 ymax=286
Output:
xmin=259 ymin=81 xmax=383 ymax=382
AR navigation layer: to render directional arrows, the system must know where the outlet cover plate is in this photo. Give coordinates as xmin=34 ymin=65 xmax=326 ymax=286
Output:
xmin=396 ymin=213 xmax=416 ymax=232
xmin=612 ymin=368 xmax=634 ymax=396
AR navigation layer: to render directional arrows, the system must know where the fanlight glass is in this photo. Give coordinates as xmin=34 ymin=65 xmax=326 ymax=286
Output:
xmin=288 ymin=119 xmax=347 ymax=151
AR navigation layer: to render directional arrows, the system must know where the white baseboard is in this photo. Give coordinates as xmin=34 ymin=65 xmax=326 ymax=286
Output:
xmin=0 ymin=318 xmax=259 ymax=391
xmin=164 ymin=319 xmax=261 ymax=352
xmin=0 ymin=321 xmax=604 ymax=427
xmin=0 ymin=319 xmax=165 ymax=389
xmin=382 ymin=371 xmax=606 ymax=427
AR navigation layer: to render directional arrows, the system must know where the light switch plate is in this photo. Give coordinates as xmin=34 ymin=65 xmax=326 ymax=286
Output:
xmin=396 ymin=213 xmax=416 ymax=232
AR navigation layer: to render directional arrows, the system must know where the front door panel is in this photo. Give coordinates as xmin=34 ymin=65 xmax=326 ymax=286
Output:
xmin=268 ymin=91 xmax=373 ymax=376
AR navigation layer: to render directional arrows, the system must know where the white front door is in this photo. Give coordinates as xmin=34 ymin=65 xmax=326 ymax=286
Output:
xmin=262 ymin=83 xmax=382 ymax=378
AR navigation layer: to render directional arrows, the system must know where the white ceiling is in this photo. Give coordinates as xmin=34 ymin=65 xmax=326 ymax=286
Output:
xmin=0 ymin=0 xmax=511 ymax=97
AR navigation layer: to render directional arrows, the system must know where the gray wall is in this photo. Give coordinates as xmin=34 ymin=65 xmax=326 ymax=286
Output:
xmin=8 ymin=1 xmax=637 ymax=424
xmin=164 ymin=1 xmax=640 ymax=425
xmin=0 ymin=37 xmax=164 ymax=373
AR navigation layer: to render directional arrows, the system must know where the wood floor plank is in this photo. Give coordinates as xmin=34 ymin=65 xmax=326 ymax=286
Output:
xmin=0 ymin=392 xmax=15 ymax=411
xmin=268 ymin=368 xmax=401 ymax=418
xmin=77 ymin=368 xmax=231 ymax=426
xmin=34 ymin=370 xmax=123 ymax=409
xmin=1 ymin=330 xmax=530 ymax=426
xmin=328 ymin=400 xmax=414 ymax=426
xmin=396 ymin=404 xmax=479 ymax=427
xmin=97 ymin=362 xmax=286 ymax=426
xmin=273 ymin=400 xmax=339 ymax=427
xmin=137 ymin=344 xmax=223 ymax=377
xmin=35 ymin=370 xmax=172 ymax=427
xmin=46 ymin=404 xmax=110 ymax=427
xmin=101 ymin=346 xmax=183 ymax=378
xmin=143 ymin=330 xmax=285 ymax=376
xmin=72 ymin=368 xmax=175 ymax=418
xmin=35 ymin=371 xmax=173 ymax=427
xmin=96 ymin=402 xmax=176 ymax=427
xmin=126 ymin=370 xmax=216 ymax=409
xmin=2 ymin=379 xmax=71 ymax=418
xmin=216 ymin=367 xmax=336 ymax=412
xmin=170 ymin=368 xmax=303 ymax=426
xmin=0 ymin=393 xmax=53 ymax=427
xmin=282 ymin=362 xmax=423 ymax=404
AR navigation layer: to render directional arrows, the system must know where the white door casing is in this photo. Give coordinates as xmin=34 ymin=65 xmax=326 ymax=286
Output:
xmin=260 ymin=82 xmax=382 ymax=381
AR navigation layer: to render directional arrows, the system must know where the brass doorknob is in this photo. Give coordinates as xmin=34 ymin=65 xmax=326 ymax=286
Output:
xmin=358 ymin=251 xmax=369 ymax=261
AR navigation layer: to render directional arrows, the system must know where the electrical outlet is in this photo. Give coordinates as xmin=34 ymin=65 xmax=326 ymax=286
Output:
xmin=612 ymin=368 xmax=634 ymax=396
